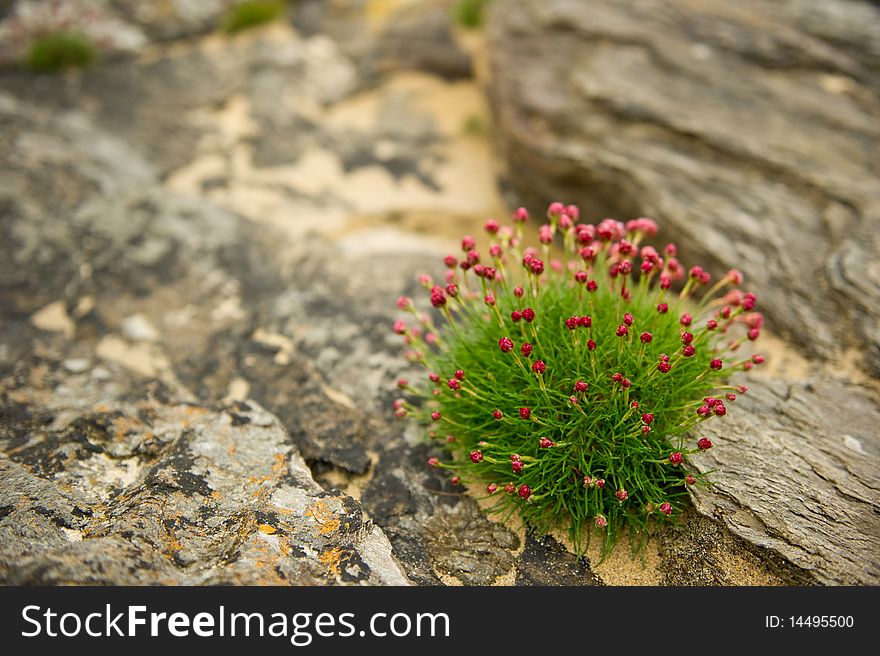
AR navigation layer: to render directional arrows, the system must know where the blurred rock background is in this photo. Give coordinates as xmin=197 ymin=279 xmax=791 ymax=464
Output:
xmin=0 ymin=0 xmax=877 ymax=585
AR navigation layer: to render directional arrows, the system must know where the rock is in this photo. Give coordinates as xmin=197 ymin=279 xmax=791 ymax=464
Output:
xmin=486 ymin=0 xmax=880 ymax=376
xmin=121 ymin=313 xmax=159 ymax=343
xmin=0 ymin=361 xmax=409 ymax=585
xmin=292 ymin=0 xmax=472 ymax=80
xmin=689 ymin=376 xmax=880 ymax=585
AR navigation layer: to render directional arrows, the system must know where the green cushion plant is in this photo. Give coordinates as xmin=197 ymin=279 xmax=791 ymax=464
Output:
xmin=393 ymin=203 xmax=764 ymax=555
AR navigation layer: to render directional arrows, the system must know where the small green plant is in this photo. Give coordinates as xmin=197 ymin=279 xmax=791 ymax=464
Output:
xmin=222 ymin=1 xmax=287 ymax=34
xmin=26 ymin=31 xmax=97 ymax=73
xmin=452 ymin=0 xmax=490 ymax=29
xmin=461 ymin=113 xmax=486 ymax=136
xmin=393 ymin=204 xmax=764 ymax=555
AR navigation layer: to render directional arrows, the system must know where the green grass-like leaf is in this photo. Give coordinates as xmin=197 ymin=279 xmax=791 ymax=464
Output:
xmin=394 ymin=210 xmax=761 ymax=557
xmin=222 ymin=1 xmax=286 ymax=35
xmin=26 ymin=31 xmax=97 ymax=73
xmin=452 ymin=0 xmax=490 ymax=29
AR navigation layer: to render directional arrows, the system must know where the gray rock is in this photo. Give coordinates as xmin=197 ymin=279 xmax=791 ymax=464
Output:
xmin=486 ymin=0 xmax=880 ymax=375
xmin=0 ymin=362 xmax=409 ymax=585
xmin=689 ymin=376 xmax=880 ymax=585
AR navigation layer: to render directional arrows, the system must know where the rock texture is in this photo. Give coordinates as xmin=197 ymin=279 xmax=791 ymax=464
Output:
xmin=691 ymin=377 xmax=880 ymax=585
xmin=486 ymin=0 xmax=880 ymax=375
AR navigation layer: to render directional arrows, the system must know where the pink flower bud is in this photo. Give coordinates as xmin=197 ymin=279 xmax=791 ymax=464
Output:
xmin=522 ymin=308 xmax=535 ymax=322
xmin=616 ymin=489 xmax=629 ymax=501
xmin=469 ymin=450 xmax=483 ymax=463
xmin=539 ymin=437 xmax=553 ymax=448
xmin=579 ymin=315 xmax=592 ymax=328
xmin=514 ymin=286 xmax=524 ymax=298
xmin=532 ymin=360 xmax=547 ymax=374
xmin=682 ymin=345 xmax=696 ymax=357
xmin=685 ymin=475 xmax=697 ymax=485
xmin=680 ymin=313 xmax=693 ymax=327
xmin=511 ymin=460 xmax=524 ymax=474
xmin=713 ymin=403 xmax=726 ymax=416
xmin=595 ymin=515 xmax=608 ymax=528
xmin=447 ymin=378 xmax=461 ymax=390
xmin=681 ymin=332 xmax=694 ymax=345
xmin=493 ymin=409 xmax=503 ymax=420
xmin=623 ymin=313 xmax=634 ymax=326
xmin=574 ymin=380 xmax=588 ymax=393
xmin=710 ymin=358 xmax=723 ymax=370
xmin=706 ymin=319 xmax=718 ymax=330
xmin=752 ymin=354 xmax=765 ymax=365
xmin=461 ymin=235 xmax=476 ymax=251
xmin=518 ymin=484 xmax=532 ymax=500
xmin=569 ymin=395 xmax=579 ymax=405
xmin=698 ymin=437 xmax=713 ymax=450
xmin=539 ymin=224 xmax=553 ymax=244
xmin=659 ymin=502 xmax=672 ymax=516
xmin=484 ymin=219 xmax=499 ymax=234
xmin=498 ymin=336 xmax=514 ymax=352
xmin=616 ymin=324 xmax=629 ymax=337
xmin=575 ymin=270 xmax=588 ymax=284
xmin=642 ymin=413 xmax=654 ymax=424
xmin=431 ymin=411 xmax=441 ymax=421
xmin=657 ymin=303 xmax=669 ymax=314
xmin=583 ymin=476 xmax=592 ymax=487
xmin=487 ymin=483 xmax=498 ymax=494
xmin=697 ymin=405 xmax=711 ymax=417
xmin=428 ymin=457 xmax=440 ymax=467
xmin=595 ymin=479 xmax=605 ymax=489
xmin=484 ymin=294 xmax=495 ymax=306
xmin=640 ymin=331 xmax=653 ymax=343
xmin=504 ymin=483 xmax=516 ymax=495
xmin=443 ymin=255 xmax=457 ymax=268
xmin=519 ymin=407 xmax=531 ymax=419
xmin=547 ymin=202 xmax=565 ymax=216
xmin=520 ymin=342 xmax=533 ymax=357
xmin=669 ymin=452 xmax=683 ymax=465
xmin=514 ymin=207 xmax=529 ymax=222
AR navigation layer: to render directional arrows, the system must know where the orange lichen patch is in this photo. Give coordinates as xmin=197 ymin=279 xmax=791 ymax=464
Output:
xmin=278 ymin=538 xmax=292 ymax=557
xmin=305 ymin=500 xmax=341 ymax=536
xmin=184 ymin=405 xmax=211 ymax=417
xmin=210 ymin=490 xmax=223 ymax=500
xmin=93 ymin=404 xmax=112 ymax=414
xmin=258 ymin=524 xmax=277 ymax=535
xmin=113 ymin=416 xmax=143 ymax=440
xmin=227 ymin=445 xmax=237 ymax=456
xmin=248 ymin=474 xmax=272 ymax=485
xmin=319 ymin=547 xmax=344 ymax=577
xmin=272 ymin=453 xmax=287 ymax=474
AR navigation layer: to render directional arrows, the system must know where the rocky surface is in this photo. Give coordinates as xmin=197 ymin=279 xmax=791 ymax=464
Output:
xmin=692 ymin=377 xmax=880 ymax=585
xmin=486 ymin=0 xmax=880 ymax=376
xmin=0 ymin=0 xmax=875 ymax=586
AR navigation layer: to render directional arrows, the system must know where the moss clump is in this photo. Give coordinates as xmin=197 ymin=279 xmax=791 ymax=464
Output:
xmin=222 ymin=1 xmax=287 ymax=34
xmin=26 ymin=31 xmax=97 ymax=73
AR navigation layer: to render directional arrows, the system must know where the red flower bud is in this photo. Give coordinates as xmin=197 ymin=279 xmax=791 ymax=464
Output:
xmin=539 ymin=437 xmax=553 ymax=448
xmin=642 ymin=413 xmax=654 ymax=424
xmin=518 ymin=484 xmax=532 ymax=500
xmin=519 ymin=407 xmax=531 ymax=419
xmin=470 ymin=450 xmax=483 ymax=463
xmin=574 ymin=380 xmax=588 ymax=393
xmin=532 ymin=360 xmax=547 ymax=374
xmin=657 ymin=303 xmax=668 ymax=314
xmin=493 ymin=409 xmax=503 ymax=420
xmin=659 ymin=502 xmax=672 ymax=516
xmin=640 ymin=331 xmax=653 ymax=343
xmin=431 ymin=411 xmax=442 ymax=421
xmin=698 ymin=437 xmax=713 ymax=450
xmin=710 ymin=358 xmax=723 ymax=370
xmin=487 ymin=483 xmax=498 ymax=494
xmin=682 ymin=345 xmax=696 ymax=357
xmin=498 ymin=336 xmax=514 ymax=352
xmin=680 ymin=313 xmax=693 ymax=327
xmin=595 ymin=515 xmax=608 ymax=528
xmin=522 ymin=308 xmax=535 ymax=322
xmin=685 ymin=475 xmax=696 ymax=485
xmin=616 ymin=489 xmax=629 ymax=501
xmin=669 ymin=452 xmax=683 ymax=465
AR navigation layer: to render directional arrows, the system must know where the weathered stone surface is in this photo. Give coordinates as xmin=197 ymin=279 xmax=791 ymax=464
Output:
xmin=0 ymin=361 xmax=409 ymax=585
xmin=486 ymin=0 xmax=880 ymax=375
xmin=690 ymin=377 xmax=880 ymax=585
xmin=293 ymin=0 xmax=472 ymax=80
